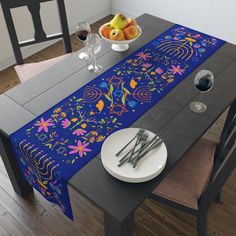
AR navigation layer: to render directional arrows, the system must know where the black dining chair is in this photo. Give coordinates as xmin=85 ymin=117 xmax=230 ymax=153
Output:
xmin=1 ymin=0 xmax=72 ymax=82
xmin=150 ymin=99 xmax=236 ymax=236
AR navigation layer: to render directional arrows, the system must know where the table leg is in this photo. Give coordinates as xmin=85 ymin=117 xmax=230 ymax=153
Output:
xmin=0 ymin=132 xmax=33 ymax=197
xmin=104 ymin=212 xmax=134 ymax=236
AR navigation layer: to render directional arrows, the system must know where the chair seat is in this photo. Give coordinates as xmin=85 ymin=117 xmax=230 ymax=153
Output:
xmin=153 ymin=138 xmax=217 ymax=209
xmin=14 ymin=54 xmax=70 ymax=83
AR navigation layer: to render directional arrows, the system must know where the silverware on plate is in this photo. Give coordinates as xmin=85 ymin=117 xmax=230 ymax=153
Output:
xmin=115 ymin=129 xmax=144 ymax=157
xmin=133 ymin=138 xmax=163 ymax=168
xmin=132 ymin=133 xmax=149 ymax=167
xmin=117 ymin=131 xmax=163 ymax=168
xmin=127 ymin=129 xmax=145 ymax=162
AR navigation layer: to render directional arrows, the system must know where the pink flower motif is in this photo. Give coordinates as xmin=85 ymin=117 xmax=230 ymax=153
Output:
xmin=61 ymin=118 xmax=71 ymax=128
xmin=136 ymin=52 xmax=152 ymax=60
xmin=169 ymin=65 xmax=185 ymax=75
xmin=156 ymin=67 xmax=163 ymax=74
xmin=141 ymin=63 xmax=152 ymax=68
xmin=34 ymin=118 xmax=54 ymax=133
xmin=68 ymin=140 xmax=92 ymax=158
xmin=72 ymin=129 xmax=87 ymax=136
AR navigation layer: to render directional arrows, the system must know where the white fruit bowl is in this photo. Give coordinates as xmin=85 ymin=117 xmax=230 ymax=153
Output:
xmin=99 ymin=25 xmax=142 ymax=52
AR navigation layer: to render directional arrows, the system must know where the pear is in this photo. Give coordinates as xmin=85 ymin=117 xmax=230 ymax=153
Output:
xmin=110 ymin=14 xmax=128 ymax=30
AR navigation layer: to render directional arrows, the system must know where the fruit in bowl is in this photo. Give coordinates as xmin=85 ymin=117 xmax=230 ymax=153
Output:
xmin=100 ymin=23 xmax=114 ymax=39
xmin=127 ymin=18 xmax=137 ymax=27
xmin=99 ymin=14 xmax=142 ymax=51
xmin=124 ymin=25 xmax=139 ymax=40
xmin=110 ymin=29 xmax=125 ymax=41
xmin=110 ymin=14 xmax=128 ymax=30
xmin=100 ymin=14 xmax=140 ymax=41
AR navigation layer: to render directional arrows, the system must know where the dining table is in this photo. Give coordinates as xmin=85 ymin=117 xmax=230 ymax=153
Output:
xmin=0 ymin=13 xmax=236 ymax=236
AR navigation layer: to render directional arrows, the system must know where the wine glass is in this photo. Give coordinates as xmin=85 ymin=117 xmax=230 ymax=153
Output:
xmin=189 ymin=70 xmax=214 ymax=113
xmin=75 ymin=22 xmax=91 ymax=60
xmin=86 ymin=33 xmax=103 ymax=74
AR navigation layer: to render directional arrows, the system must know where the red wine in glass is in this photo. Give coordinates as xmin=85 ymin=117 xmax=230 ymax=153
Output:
xmin=195 ymin=75 xmax=214 ymax=92
xmin=75 ymin=22 xmax=91 ymax=60
xmin=189 ymin=70 xmax=214 ymax=113
xmin=76 ymin=30 xmax=89 ymax=42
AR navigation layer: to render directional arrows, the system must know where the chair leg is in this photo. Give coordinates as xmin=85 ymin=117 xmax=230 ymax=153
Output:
xmin=104 ymin=212 xmax=134 ymax=236
xmin=214 ymin=191 xmax=222 ymax=204
xmin=197 ymin=210 xmax=208 ymax=236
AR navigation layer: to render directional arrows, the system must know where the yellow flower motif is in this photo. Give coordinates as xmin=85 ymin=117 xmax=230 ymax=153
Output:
xmin=96 ymin=100 xmax=104 ymax=113
xmin=61 ymin=112 xmax=66 ymax=118
xmin=71 ymin=118 xmax=78 ymax=122
xmin=89 ymin=136 xmax=95 ymax=143
xmin=132 ymin=63 xmax=138 ymax=66
xmin=130 ymin=79 xmax=137 ymax=89
xmin=150 ymin=72 xmax=156 ymax=75
xmin=54 ymin=108 xmax=62 ymax=113
xmin=127 ymin=59 xmax=133 ymax=63
xmin=96 ymin=135 xmax=105 ymax=142
xmin=91 ymin=131 xmax=98 ymax=136
xmin=90 ymin=111 xmax=95 ymax=115
xmin=81 ymin=123 xmax=87 ymax=129
xmin=142 ymin=67 xmax=147 ymax=71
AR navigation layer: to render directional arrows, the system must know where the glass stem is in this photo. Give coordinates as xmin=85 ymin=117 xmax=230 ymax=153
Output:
xmin=93 ymin=51 xmax=97 ymax=68
xmin=198 ymin=92 xmax=203 ymax=103
xmin=82 ymin=42 xmax=85 ymax=52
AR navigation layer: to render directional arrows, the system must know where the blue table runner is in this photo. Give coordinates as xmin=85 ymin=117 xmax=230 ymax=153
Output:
xmin=10 ymin=24 xmax=225 ymax=219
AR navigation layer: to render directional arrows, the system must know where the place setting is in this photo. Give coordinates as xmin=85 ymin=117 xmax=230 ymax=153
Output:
xmin=101 ymin=128 xmax=167 ymax=183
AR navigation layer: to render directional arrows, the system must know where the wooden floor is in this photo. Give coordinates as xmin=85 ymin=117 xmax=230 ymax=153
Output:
xmin=0 ymin=15 xmax=235 ymax=236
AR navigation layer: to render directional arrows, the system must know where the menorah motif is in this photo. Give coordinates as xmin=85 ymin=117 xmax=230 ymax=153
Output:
xmin=133 ymin=86 xmax=152 ymax=103
xmin=157 ymin=39 xmax=195 ymax=61
xmin=18 ymin=140 xmax=59 ymax=189
xmin=83 ymin=86 xmax=102 ymax=103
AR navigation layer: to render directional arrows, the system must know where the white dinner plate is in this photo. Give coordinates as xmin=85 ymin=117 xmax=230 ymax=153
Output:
xmin=101 ymin=128 xmax=167 ymax=183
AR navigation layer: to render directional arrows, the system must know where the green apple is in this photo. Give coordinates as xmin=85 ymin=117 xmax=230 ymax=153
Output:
xmin=110 ymin=14 xmax=128 ymax=30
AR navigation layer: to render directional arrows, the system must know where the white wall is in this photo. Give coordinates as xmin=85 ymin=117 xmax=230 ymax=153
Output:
xmin=112 ymin=0 xmax=236 ymax=45
xmin=0 ymin=0 xmax=111 ymax=71
xmin=2 ymin=0 xmax=235 ymax=71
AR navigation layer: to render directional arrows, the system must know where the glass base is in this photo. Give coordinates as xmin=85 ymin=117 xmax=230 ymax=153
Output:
xmin=88 ymin=63 xmax=103 ymax=74
xmin=78 ymin=51 xmax=91 ymax=60
xmin=189 ymin=102 xmax=207 ymax=113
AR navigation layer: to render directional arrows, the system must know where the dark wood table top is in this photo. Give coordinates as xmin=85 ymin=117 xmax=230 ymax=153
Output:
xmin=1 ymin=14 xmax=236 ymax=221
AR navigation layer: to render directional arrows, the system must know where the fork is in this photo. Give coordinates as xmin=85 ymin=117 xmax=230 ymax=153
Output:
xmin=118 ymin=134 xmax=160 ymax=167
xmin=134 ymin=138 xmax=163 ymax=167
xmin=132 ymin=133 xmax=149 ymax=167
xmin=115 ymin=129 xmax=145 ymax=157
xmin=127 ymin=129 xmax=145 ymax=162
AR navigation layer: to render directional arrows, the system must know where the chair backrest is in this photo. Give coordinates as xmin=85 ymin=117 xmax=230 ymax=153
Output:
xmin=199 ymin=99 xmax=236 ymax=208
xmin=0 ymin=0 xmax=72 ymax=64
